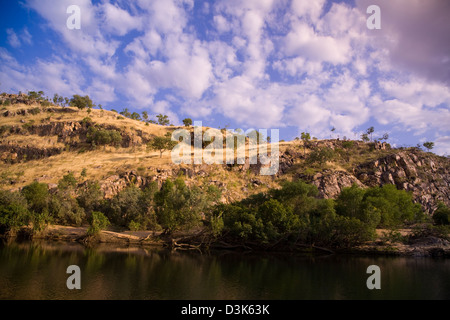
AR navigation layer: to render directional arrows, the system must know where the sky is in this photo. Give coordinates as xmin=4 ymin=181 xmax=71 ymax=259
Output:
xmin=1 ymin=0 xmax=449 ymax=155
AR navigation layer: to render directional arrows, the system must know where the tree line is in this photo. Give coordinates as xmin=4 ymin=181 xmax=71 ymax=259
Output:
xmin=1 ymin=175 xmax=448 ymax=248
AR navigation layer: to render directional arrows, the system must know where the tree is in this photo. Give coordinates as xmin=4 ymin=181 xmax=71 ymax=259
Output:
xmin=142 ymin=111 xmax=149 ymax=121
xmin=361 ymin=133 xmax=370 ymax=142
xmin=423 ymin=141 xmax=434 ymax=152
xmin=147 ymin=132 xmax=177 ymax=158
xmin=366 ymin=126 xmax=374 ymax=141
xmin=87 ymin=127 xmax=122 ymax=149
xmin=0 ymin=190 xmax=30 ymax=233
xmin=432 ymin=202 xmax=450 ymax=225
xmin=301 ymin=132 xmax=311 ymax=155
xmin=120 ymin=108 xmax=131 ymax=118
xmin=70 ymin=95 xmax=94 ymax=111
xmin=53 ymin=93 xmax=60 ymax=105
xmin=130 ymin=112 xmax=142 ymax=121
xmin=154 ymin=178 xmax=204 ymax=234
xmin=182 ymin=118 xmax=193 ymax=127
xmin=87 ymin=211 xmax=110 ymax=236
xmin=28 ymin=91 xmax=44 ymax=101
xmin=379 ymin=133 xmax=389 ymax=141
xmin=156 ymin=114 xmax=170 ymax=126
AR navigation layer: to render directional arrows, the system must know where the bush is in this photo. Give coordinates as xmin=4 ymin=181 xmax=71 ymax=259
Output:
xmin=49 ymin=193 xmax=85 ymax=226
xmin=29 ymin=107 xmax=41 ymax=115
xmin=58 ymin=172 xmax=78 ymax=191
xmin=87 ymin=211 xmax=110 ymax=236
xmin=87 ymin=127 xmax=122 ymax=149
xmin=128 ymin=220 xmax=141 ymax=231
xmin=342 ymin=141 xmax=354 ymax=149
xmin=77 ymin=180 xmax=103 ymax=215
xmin=336 ymin=184 xmax=421 ymax=228
xmin=307 ymin=147 xmax=335 ymax=166
xmin=154 ymin=178 xmax=202 ymax=234
xmin=0 ymin=190 xmax=30 ymax=234
xmin=364 ymin=184 xmax=421 ymax=227
xmin=70 ymin=95 xmax=94 ymax=111
xmin=21 ymin=182 xmax=49 ymax=214
xmin=433 ymin=202 xmax=450 ymax=225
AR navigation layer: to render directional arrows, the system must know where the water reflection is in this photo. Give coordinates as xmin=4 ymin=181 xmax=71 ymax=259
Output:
xmin=0 ymin=240 xmax=449 ymax=300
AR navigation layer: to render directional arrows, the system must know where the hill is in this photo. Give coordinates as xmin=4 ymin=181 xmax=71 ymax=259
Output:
xmin=1 ymin=96 xmax=449 ymax=215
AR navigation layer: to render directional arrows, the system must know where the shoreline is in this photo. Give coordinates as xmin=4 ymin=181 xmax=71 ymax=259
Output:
xmin=2 ymin=224 xmax=450 ymax=258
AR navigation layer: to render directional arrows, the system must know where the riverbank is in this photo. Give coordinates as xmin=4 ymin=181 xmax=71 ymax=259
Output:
xmin=2 ymin=224 xmax=450 ymax=257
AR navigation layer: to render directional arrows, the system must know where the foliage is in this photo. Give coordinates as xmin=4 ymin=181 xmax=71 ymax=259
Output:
xmin=300 ymin=132 xmax=311 ymax=155
xmin=342 ymin=140 xmax=354 ymax=149
xmin=0 ymin=190 xmax=30 ymax=233
xmin=48 ymin=193 xmax=85 ymax=226
xmin=70 ymin=94 xmax=94 ymax=110
xmin=216 ymin=180 xmax=375 ymax=247
xmin=182 ymin=118 xmax=193 ymax=126
xmin=87 ymin=127 xmax=122 ymax=149
xmin=77 ymin=180 xmax=103 ymax=216
xmin=154 ymin=178 xmax=207 ymax=234
xmin=433 ymin=202 xmax=450 ymax=225
xmin=361 ymin=133 xmax=370 ymax=142
xmin=58 ymin=172 xmax=78 ymax=191
xmin=130 ymin=112 xmax=141 ymax=121
xmin=104 ymin=185 xmax=147 ymax=227
xmin=147 ymin=132 xmax=177 ymax=158
xmin=156 ymin=114 xmax=170 ymax=126
xmin=87 ymin=211 xmax=110 ymax=236
xmin=336 ymin=184 xmax=421 ymax=228
xmin=307 ymin=147 xmax=335 ymax=166
xmin=28 ymin=91 xmax=44 ymax=101
xmin=366 ymin=126 xmax=374 ymax=141
xmin=422 ymin=141 xmax=434 ymax=151
xmin=21 ymin=182 xmax=49 ymax=214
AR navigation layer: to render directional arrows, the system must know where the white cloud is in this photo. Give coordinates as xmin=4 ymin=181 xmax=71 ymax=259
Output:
xmin=283 ymin=21 xmax=351 ymax=64
xmin=291 ymin=0 xmax=325 ymax=23
xmin=101 ymin=3 xmax=143 ymax=36
xmin=6 ymin=29 xmax=20 ymax=48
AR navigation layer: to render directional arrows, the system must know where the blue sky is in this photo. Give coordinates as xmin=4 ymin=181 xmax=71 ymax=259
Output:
xmin=1 ymin=0 xmax=450 ymax=155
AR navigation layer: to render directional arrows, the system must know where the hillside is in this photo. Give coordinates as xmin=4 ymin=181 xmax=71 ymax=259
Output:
xmin=1 ymin=98 xmax=449 ymax=215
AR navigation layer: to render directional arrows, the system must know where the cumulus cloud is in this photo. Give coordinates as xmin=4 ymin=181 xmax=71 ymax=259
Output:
xmin=355 ymin=0 xmax=450 ymax=85
xmin=4 ymin=0 xmax=448 ymax=154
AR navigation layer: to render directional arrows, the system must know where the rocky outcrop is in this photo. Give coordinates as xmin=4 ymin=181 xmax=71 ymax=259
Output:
xmin=0 ymin=144 xmax=62 ymax=163
xmin=297 ymin=150 xmax=449 ymax=213
xmin=308 ymin=170 xmax=365 ymax=199
xmin=355 ymin=151 xmax=450 ymax=213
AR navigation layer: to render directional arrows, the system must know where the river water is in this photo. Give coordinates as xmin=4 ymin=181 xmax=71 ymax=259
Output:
xmin=0 ymin=240 xmax=449 ymax=300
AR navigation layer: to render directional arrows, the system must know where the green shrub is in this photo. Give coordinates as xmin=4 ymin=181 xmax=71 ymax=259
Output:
xmin=29 ymin=107 xmax=41 ymax=115
xmin=336 ymin=184 xmax=421 ymax=228
xmin=128 ymin=220 xmax=141 ymax=231
xmin=86 ymin=127 xmax=122 ymax=149
xmin=87 ymin=211 xmax=110 ymax=236
xmin=342 ymin=140 xmax=354 ymax=149
xmin=307 ymin=147 xmax=335 ymax=166
xmin=49 ymin=193 xmax=85 ymax=226
xmin=58 ymin=172 xmax=78 ymax=191
xmin=21 ymin=182 xmax=49 ymax=214
xmin=433 ymin=202 xmax=450 ymax=225
xmin=0 ymin=190 xmax=30 ymax=234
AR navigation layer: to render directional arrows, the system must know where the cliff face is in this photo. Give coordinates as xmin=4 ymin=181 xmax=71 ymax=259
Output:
xmin=355 ymin=151 xmax=450 ymax=213
xmin=293 ymin=149 xmax=449 ymax=213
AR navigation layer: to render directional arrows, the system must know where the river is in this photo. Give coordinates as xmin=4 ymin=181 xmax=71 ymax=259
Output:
xmin=0 ymin=240 xmax=449 ymax=300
